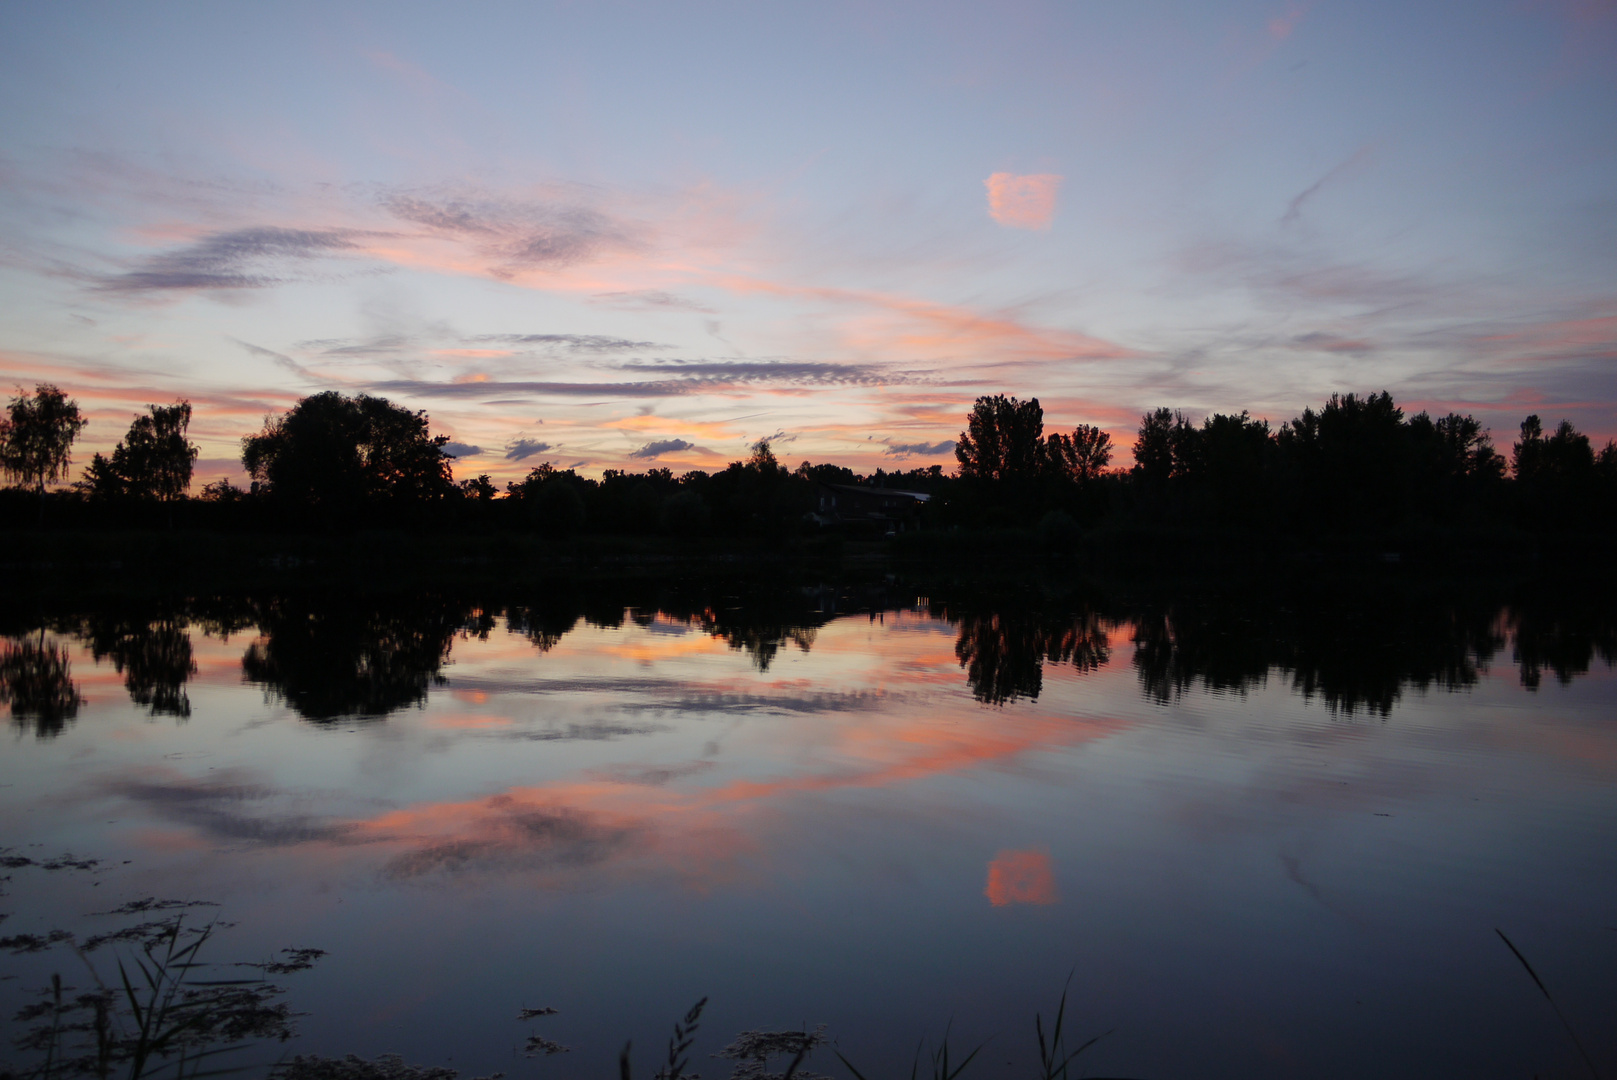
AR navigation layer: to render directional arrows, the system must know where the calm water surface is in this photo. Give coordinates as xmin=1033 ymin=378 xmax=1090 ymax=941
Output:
xmin=2 ymin=581 xmax=1615 ymax=1079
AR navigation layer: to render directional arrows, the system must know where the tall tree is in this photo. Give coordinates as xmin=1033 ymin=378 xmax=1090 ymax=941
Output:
xmin=956 ymin=395 xmax=1045 ymax=483
xmin=1513 ymin=414 xmax=1593 ymax=483
xmin=0 ymin=384 xmax=87 ymax=523
xmin=241 ymin=391 xmax=453 ymax=506
xmin=1 ymin=384 xmax=88 ymax=494
xmin=1276 ymin=391 xmax=1408 ymax=527
xmin=1131 ymin=408 xmax=1197 ymax=486
xmin=1044 ymin=424 xmax=1112 ymax=483
xmin=82 ymin=401 xmax=199 ymax=501
xmin=747 ymin=438 xmax=783 ymax=477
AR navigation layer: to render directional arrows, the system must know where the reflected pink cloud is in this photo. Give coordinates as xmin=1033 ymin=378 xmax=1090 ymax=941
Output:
xmin=985 ymin=848 xmax=1058 ymax=906
xmin=193 ymin=635 xmax=1136 ymax=887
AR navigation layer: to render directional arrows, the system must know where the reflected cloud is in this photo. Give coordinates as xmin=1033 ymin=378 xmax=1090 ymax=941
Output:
xmin=378 ymin=803 xmax=639 ymax=879
xmin=985 ymin=849 xmax=1058 ymax=906
xmin=104 ymin=767 xmax=349 ymax=846
xmin=589 ymin=761 xmax=717 ymax=786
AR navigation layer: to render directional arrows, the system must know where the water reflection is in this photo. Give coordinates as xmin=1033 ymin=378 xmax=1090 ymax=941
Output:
xmin=951 ymin=609 xmax=1111 ymax=704
xmin=73 ymin=609 xmax=197 ymax=717
xmin=1 ymin=632 xmax=84 ymax=737
xmin=3 ymin=575 xmax=1615 ymax=1078
xmin=1126 ymin=589 xmax=1509 ymax=717
xmin=984 ymin=848 xmax=1058 ymax=906
xmin=1510 ymin=601 xmax=1617 ymax=689
xmin=5 ymin=578 xmax=1614 ymax=724
xmin=239 ymin=594 xmax=469 ymax=721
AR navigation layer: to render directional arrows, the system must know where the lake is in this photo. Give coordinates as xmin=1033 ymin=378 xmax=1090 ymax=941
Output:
xmin=2 ymin=575 xmax=1614 ymax=1079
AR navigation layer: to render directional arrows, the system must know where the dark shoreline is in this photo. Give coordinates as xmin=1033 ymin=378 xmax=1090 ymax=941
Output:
xmin=2 ymin=523 xmax=1612 ymax=597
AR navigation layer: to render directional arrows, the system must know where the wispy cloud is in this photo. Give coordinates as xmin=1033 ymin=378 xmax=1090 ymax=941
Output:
xmin=232 ymin=338 xmax=324 ymax=380
xmin=592 ymin=290 xmax=716 ymax=313
xmin=380 ymin=192 xmax=639 ymax=274
xmin=475 ymin=333 xmax=662 ymax=351
xmin=98 ymin=227 xmax=358 ymax=293
xmin=884 ymin=440 xmax=956 ymax=457
xmin=628 ymin=438 xmax=695 ymax=459
xmin=1290 ymin=331 xmax=1375 ymax=354
xmin=614 ymin=359 xmax=911 ymax=386
xmin=1281 ymin=145 xmax=1374 ymax=227
xmin=505 ymin=438 xmax=553 ymax=461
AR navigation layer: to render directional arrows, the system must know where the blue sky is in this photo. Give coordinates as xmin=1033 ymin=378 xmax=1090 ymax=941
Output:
xmin=2 ymin=0 xmax=1613 ymax=484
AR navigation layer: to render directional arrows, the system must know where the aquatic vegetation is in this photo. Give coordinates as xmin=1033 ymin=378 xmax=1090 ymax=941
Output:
xmin=4 ymin=899 xmax=323 ymax=1080
xmin=716 ymin=1026 xmax=828 ymax=1080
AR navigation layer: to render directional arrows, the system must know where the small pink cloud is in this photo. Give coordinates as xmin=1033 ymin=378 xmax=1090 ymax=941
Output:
xmin=985 ymin=173 xmax=1063 ymax=231
xmin=1269 ymin=3 xmax=1306 ymax=40
xmin=985 ymin=848 xmax=1058 ymax=906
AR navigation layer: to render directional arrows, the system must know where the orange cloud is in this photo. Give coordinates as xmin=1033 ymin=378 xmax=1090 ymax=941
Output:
xmin=985 ymin=173 xmax=1063 ymax=231
xmin=985 ymin=848 xmax=1058 ymax=906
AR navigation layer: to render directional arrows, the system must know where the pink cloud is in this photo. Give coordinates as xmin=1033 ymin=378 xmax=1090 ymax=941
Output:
xmin=1268 ymin=3 xmax=1306 ymax=41
xmin=984 ymin=173 xmax=1063 ymax=230
xmin=985 ymin=848 xmax=1058 ymax=906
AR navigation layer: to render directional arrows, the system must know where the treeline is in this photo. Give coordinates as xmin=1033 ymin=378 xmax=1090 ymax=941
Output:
xmin=3 ymin=384 xmax=1614 ymax=539
xmin=946 ymin=391 xmax=1617 ymax=536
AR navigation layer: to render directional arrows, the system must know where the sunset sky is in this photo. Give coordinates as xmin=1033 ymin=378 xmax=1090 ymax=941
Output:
xmin=2 ymin=1 xmax=1614 ymax=486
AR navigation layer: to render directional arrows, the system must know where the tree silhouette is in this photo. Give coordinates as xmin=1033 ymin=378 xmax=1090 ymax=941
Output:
xmin=1043 ymin=424 xmax=1112 ymax=482
xmin=0 ymin=384 xmax=87 ymax=523
xmin=1275 ymin=391 xmax=1408 ymax=528
xmin=1130 ymin=407 xmax=1191 ymax=487
xmin=81 ymin=401 xmax=199 ymax=506
xmin=956 ymin=395 xmax=1045 ymax=483
xmin=241 ymin=391 xmax=453 ymax=507
xmin=1513 ymin=414 xmax=1593 ymax=484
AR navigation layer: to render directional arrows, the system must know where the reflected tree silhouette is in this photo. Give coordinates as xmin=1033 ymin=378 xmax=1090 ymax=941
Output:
xmin=1127 ymin=590 xmax=1507 ymax=717
xmin=1 ymin=632 xmax=85 ymax=737
xmin=653 ymin=584 xmax=836 ymax=672
xmin=1507 ymin=599 xmax=1617 ymax=690
xmin=241 ymin=595 xmax=469 ymax=721
xmin=5 ymin=577 xmax=1612 ymax=732
xmin=505 ymin=602 xmax=582 ymax=652
xmin=500 ymin=582 xmax=836 ymax=670
xmin=703 ymin=616 xmax=818 ymax=671
xmin=953 ymin=610 xmax=1112 ymax=705
xmin=74 ymin=612 xmax=197 ymax=717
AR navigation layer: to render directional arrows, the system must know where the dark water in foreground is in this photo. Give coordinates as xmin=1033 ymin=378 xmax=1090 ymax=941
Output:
xmin=2 ymin=578 xmax=1615 ymax=1079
